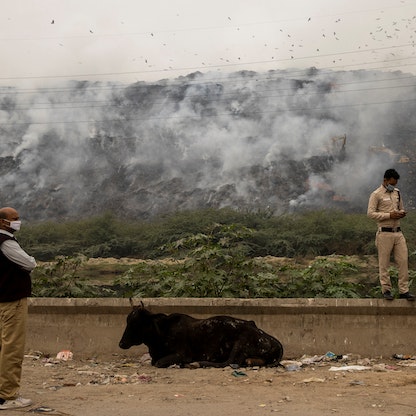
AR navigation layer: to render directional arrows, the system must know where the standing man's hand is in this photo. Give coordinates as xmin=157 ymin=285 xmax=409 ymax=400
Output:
xmin=390 ymin=210 xmax=406 ymax=219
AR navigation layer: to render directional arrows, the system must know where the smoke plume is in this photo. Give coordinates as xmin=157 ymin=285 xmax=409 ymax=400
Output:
xmin=0 ymin=68 xmax=415 ymax=221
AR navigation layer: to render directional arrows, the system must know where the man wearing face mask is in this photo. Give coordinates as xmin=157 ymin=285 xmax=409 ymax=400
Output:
xmin=0 ymin=207 xmax=37 ymax=410
xmin=367 ymin=169 xmax=415 ymax=301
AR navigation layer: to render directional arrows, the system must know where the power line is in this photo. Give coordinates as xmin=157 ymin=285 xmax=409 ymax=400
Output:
xmin=1 ymin=49 xmax=415 ymax=99
xmin=0 ymin=35 xmax=415 ymax=84
xmin=4 ymin=78 xmax=416 ymax=112
xmin=1 ymin=57 xmax=415 ymax=111
xmin=1 ymin=96 xmax=415 ymax=128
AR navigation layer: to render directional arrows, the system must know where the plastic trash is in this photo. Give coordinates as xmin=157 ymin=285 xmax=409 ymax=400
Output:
xmin=56 ymin=350 xmax=73 ymax=361
xmin=30 ymin=407 xmax=55 ymax=413
xmin=349 ymin=380 xmax=365 ymax=386
xmin=325 ymin=351 xmax=337 ymax=359
xmin=231 ymin=370 xmax=247 ymax=377
xmin=285 ymin=364 xmax=301 ymax=372
xmin=324 ymin=351 xmax=343 ymax=361
xmin=392 ymin=354 xmax=414 ymax=360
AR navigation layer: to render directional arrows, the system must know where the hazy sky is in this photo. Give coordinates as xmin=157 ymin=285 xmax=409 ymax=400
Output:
xmin=1 ymin=0 xmax=416 ymax=87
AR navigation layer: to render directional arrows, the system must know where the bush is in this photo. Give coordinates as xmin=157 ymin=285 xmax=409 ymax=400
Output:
xmin=114 ymin=226 xmax=366 ymax=299
xmin=19 ymin=208 xmax=392 ymax=261
xmin=32 ymin=255 xmax=114 ymax=297
xmin=16 ymin=208 xmax=416 ymax=298
xmin=283 ymin=257 xmax=361 ymax=298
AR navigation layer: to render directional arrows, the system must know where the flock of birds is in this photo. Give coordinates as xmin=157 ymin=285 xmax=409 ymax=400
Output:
xmin=46 ymin=9 xmax=416 ymax=75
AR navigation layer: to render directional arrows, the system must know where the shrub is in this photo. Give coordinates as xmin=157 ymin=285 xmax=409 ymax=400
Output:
xmin=20 ymin=208 xmax=399 ymax=261
xmin=32 ymin=255 xmax=114 ymax=297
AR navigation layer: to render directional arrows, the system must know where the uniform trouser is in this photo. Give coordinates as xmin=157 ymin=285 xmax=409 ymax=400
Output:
xmin=375 ymin=231 xmax=409 ymax=294
xmin=0 ymin=298 xmax=28 ymax=400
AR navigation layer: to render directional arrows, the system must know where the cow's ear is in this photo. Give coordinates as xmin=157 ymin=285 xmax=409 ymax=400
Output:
xmin=129 ymin=297 xmax=146 ymax=311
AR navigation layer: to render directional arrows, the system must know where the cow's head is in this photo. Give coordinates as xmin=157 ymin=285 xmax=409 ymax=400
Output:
xmin=119 ymin=299 xmax=154 ymax=349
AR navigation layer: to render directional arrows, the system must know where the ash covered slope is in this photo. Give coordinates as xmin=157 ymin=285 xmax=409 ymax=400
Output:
xmin=0 ymin=68 xmax=415 ymax=221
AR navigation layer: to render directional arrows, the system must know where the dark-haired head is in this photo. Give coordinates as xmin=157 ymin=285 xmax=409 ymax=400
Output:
xmin=384 ymin=169 xmax=400 ymax=180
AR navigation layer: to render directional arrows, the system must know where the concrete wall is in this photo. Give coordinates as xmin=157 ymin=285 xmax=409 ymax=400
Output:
xmin=27 ymin=298 xmax=416 ymax=360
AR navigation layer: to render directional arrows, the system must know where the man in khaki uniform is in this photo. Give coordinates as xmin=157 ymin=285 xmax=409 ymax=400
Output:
xmin=367 ymin=169 xmax=415 ymax=301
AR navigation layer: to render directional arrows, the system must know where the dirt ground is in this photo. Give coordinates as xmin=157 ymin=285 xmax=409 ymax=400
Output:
xmin=13 ymin=351 xmax=416 ymax=416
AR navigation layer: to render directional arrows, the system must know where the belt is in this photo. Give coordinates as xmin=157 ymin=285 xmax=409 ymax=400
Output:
xmin=379 ymin=227 xmax=401 ymax=232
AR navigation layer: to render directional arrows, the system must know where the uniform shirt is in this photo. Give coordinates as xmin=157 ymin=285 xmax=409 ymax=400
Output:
xmin=367 ymin=184 xmax=403 ymax=228
xmin=0 ymin=230 xmax=37 ymax=271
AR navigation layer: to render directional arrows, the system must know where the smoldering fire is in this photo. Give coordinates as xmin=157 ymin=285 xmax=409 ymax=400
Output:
xmin=0 ymin=68 xmax=415 ymax=220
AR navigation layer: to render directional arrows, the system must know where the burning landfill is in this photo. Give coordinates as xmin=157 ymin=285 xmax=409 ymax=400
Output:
xmin=0 ymin=67 xmax=415 ymax=221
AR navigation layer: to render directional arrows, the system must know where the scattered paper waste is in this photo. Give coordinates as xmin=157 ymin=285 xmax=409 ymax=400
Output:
xmin=139 ymin=353 xmax=152 ymax=364
xmin=396 ymin=362 xmax=416 ymax=367
xmin=329 ymin=365 xmax=371 ymax=372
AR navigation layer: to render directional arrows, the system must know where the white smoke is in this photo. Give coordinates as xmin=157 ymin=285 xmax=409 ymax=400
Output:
xmin=0 ymin=67 xmax=415 ymax=220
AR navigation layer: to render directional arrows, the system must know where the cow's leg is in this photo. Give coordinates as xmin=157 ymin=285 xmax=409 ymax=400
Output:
xmin=197 ymin=340 xmax=247 ymax=368
xmin=154 ymin=353 xmax=188 ymax=368
xmin=223 ymin=340 xmax=249 ymax=366
xmin=197 ymin=335 xmax=283 ymax=368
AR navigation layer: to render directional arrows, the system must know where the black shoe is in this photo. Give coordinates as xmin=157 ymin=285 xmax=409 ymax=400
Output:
xmin=383 ymin=291 xmax=394 ymax=300
xmin=399 ymin=292 xmax=415 ymax=301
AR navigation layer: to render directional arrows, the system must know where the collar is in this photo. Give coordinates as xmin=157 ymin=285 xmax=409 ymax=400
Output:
xmin=0 ymin=229 xmax=14 ymax=237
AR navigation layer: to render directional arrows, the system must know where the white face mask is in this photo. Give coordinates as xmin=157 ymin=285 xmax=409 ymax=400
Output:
xmin=6 ymin=220 xmax=21 ymax=231
xmin=386 ymin=184 xmax=395 ymax=192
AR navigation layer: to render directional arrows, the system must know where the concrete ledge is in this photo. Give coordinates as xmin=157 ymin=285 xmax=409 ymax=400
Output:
xmin=27 ymin=298 xmax=416 ymax=359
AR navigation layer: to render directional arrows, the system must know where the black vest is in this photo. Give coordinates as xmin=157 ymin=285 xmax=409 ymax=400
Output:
xmin=0 ymin=234 xmax=32 ymax=302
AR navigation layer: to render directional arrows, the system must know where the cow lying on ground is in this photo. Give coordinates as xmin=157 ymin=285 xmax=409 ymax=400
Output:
xmin=119 ymin=302 xmax=284 ymax=368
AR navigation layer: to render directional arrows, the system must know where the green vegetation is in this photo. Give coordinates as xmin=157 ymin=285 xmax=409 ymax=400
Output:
xmin=24 ymin=208 xmax=416 ymax=298
xmin=20 ymin=208 xmax=384 ymax=260
xmin=32 ymin=255 xmax=114 ymax=298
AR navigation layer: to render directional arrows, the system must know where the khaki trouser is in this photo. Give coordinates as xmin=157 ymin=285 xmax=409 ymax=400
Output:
xmin=0 ymin=298 xmax=28 ymax=400
xmin=375 ymin=231 xmax=409 ymax=294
